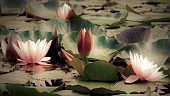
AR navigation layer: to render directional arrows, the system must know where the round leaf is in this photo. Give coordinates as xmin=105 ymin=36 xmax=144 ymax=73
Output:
xmin=90 ymin=87 xmax=127 ymax=95
xmin=84 ymin=61 xmax=118 ymax=81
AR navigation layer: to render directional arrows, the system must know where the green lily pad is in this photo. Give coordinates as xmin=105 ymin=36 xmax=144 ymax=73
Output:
xmin=67 ymin=58 xmax=86 ymax=78
xmin=5 ymin=84 xmax=60 ymax=96
xmin=66 ymin=85 xmax=90 ymax=94
xmin=84 ymin=61 xmax=118 ymax=81
xmin=16 ymin=30 xmax=53 ymax=42
xmin=1 ymin=0 xmax=25 ymax=14
xmin=26 ymin=0 xmax=59 ymax=19
xmin=90 ymin=87 xmax=127 ymax=95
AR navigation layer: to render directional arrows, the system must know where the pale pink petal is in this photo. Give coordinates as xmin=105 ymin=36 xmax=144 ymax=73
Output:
xmin=16 ymin=62 xmax=27 ymax=65
xmin=125 ymin=75 xmax=139 ymax=83
xmin=28 ymin=40 xmax=36 ymax=62
xmin=17 ymin=59 xmax=25 ymax=62
xmin=37 ymin=62 xmax=51 ymax=66
xmin=1 ymin=39 xmax=7 ymax=58
xmin=40 ymin=57 xmax=51 ymax=62
xmin=12 ymin=43 xmax=26 ymax=61
xmin=17 ymin=40 xmax=30 ymax=62
xmin=40 ymin=40 xmax=52 ymax=58
xmin=35 ymin=39 xmax=46 ymax=61
xmin=34 ymin=39 xmax=40 ymax=62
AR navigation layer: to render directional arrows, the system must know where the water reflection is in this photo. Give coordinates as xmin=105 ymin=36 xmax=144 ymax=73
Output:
xmin=18 ymin=63 xmax=52 ymax=73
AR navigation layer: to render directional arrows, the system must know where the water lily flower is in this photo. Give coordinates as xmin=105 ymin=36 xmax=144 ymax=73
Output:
xmin=77 ymin=28 xmax=93 ymax=58
xmin=1 ymin=35 xmax=18 ymax=61
xmin=56 ymin=3 xmax=73 ymax=20
xmin=125 ymin=52 xmax=165 ymax=83
xmin=12 ymin=39 xmax=52 ymax=65
xmin=60 ymin=48 xmax=75 ymax=61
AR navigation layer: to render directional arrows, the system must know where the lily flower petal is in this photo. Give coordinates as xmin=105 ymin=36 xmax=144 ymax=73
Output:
xmin=125 ymin=75 xmax=140 ymax=83
xmin=40 ymin=57 xmax=51 ymax=62
xmin=60 ymin=48 xmax=75 ymax=61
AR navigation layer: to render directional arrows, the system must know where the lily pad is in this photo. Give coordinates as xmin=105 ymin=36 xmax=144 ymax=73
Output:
xmin=1 ymin=0 xmax=25 ymax=15
xmin=116 ymin=26 xmax=151 ymax=44
xmin=5 ymin=84 xmax=59 ymax=96
xmin=90 ymin=87 xmax=127 ymax=95
xmin=66 ymin=85 xmax=90 ymax=94
xmin=16 ymin=30 xmax=53 ymax=42
xmin=84 ymin=61 xmax=118 ymax=81
xmin=67 ymin=58 xmax=86 ymax=78
xmin=26 ymin=0 xmax=59 ymax=19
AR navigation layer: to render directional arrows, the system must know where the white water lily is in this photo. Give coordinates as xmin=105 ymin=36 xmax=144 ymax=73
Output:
xmin=56 ymin=3 xmax=72 ymax=20
xmin=125 ymin=52 xmax=165 ymax=83
xmin=12 ymin=39 xmax=52 ymax=65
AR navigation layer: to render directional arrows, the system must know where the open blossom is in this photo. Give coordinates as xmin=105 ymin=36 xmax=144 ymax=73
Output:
xmin=77 ymin=28 xmax=93 ymax=58
xmin=125 ymin=52 xmax=165 ymax=83
xmin=1 ymin=35 xmax=18 ymax=61
xmin=12 ymin=39 xmax=52 ymax=65
xmin=56 ymin=3 xmax=72 ymax=20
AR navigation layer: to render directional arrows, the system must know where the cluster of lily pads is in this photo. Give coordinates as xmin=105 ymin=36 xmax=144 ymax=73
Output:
xmin=1 ymin=1 xmax=169 ymax=86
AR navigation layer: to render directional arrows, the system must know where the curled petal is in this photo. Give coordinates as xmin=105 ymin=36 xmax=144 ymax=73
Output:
xmin=40 ymin=57 xmax=51 ymax=62
xmin=125 ymin=75 xmax=140 ymax=83
xmin=61 ymin=49 xmax=75 ymax=61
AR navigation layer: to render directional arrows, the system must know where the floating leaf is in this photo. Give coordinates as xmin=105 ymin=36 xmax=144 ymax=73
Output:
xmin=84 ymin=61 xmax=118 ymax=81
xmin=90 ymin=87 xmax=127 ymax=95
xmin=69 ymin=17 xmax=104 ymax=35
xmin=66 ymin=85 xmax=90 ymax=94
xmin=26 ymin=0 xmax=59 ymax=19
xmin=116 ymin=27 xmax=151 ymax=44
xmin=67 ymin=58 xmax=86 ymax=78
xmin=16 ymin=30 xmax=53 ymax=42
xmin=6 ymin=84 xmax=60 ymax=96
xmin=1 ymin=0 xmax=25 ymax=15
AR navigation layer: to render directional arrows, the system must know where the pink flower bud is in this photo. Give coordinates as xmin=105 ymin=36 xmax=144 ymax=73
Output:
xmin=1 ymin=35 xmax=18 ymax=62
xmin=56 ymin=3 xmax=73 ymax=20
xmin=77 ymin=28 xmax=93 ymax=58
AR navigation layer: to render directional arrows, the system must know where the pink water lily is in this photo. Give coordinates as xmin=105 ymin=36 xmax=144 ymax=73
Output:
xmin=56 ymin=3 xmax=73 ymax=20
xmin=12 ymin=39 xmax=52 ymax=65
xmin=1 ymin=35 xmax=18 ymax=61
xmin=77 ymin=28 xmax=93 ymax=58
xmin=125 ymin=52 xmax=165 ymax=83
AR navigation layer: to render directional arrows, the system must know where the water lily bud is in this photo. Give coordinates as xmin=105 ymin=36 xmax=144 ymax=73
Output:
xmin=56 ymin=3 xmax=73 ymax=20
xmin=77 ymin=28 xmax=93 ymax=58
xmin=1 ymin=34 xmax=18 ymax=62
